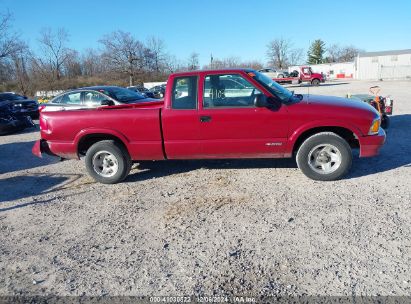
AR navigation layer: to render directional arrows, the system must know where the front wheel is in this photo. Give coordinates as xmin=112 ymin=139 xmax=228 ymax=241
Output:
xmin=296 ymin=132 xmax=352 ymax=181
xmin=85 ymin=140 xmax=132 ymax=184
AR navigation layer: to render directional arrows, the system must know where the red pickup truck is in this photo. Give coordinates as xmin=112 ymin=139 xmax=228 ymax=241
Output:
xmin=273 ymin=66 xmax=324 ymax=86
xmin=33 ymin=69 xmax=385 ymax=184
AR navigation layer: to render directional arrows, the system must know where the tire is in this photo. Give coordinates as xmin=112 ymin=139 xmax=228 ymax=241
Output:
xmin=278 ymin=74 xmax=284 ymax=78
xmin=85 ymin=140 xmax=132 ymax=184
xmin=311 ymin=78 xmax=320 ymax=86
xmin=296 ymin=132 xmax=352 ymax=181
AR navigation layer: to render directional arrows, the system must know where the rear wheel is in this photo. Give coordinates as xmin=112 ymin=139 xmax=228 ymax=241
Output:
xmin=311 ymin=78 xmax=320 ymax=86
xmin=85 ymin=140 xmax=132 ymax=184
xmin=296 ymin=132 xmax=352 ymax=181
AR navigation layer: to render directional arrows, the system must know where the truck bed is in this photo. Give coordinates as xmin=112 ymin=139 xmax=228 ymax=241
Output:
xmin=39 ymin=102 xmax=165 ymax=160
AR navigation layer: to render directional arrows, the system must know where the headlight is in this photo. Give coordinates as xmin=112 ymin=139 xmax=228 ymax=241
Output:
xmin=368 ymin=117 xmax=381 ymax=135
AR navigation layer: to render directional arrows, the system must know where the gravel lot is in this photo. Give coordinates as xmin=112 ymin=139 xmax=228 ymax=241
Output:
xmin=0 ymin=80 xmax=410 ymax=298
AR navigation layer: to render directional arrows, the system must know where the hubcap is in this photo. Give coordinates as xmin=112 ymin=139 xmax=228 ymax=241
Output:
xmin=308 ymin=144 xmax=342 ymax=174
xmin=92 ymin=151 xmax=119 ymax=177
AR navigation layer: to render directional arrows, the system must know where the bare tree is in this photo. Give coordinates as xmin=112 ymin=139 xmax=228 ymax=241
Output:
xmin=266 ymin=38 xmax=292 ymax=69
xmin=241 ymin=60 xmax=264 ymax=70
xmin=288 ymin=48 xmax=304 ymax=66
xmin=325 ymin=43 xmax=342 ymax=63
xmin=164 ymin=54 xmax=185 ymax=73
xmin=338 ymin=46 xmax=362 ymax=62
xmin=99 ymin=31 xmax=145 ymax=86
xmin=187 ymin=52 xmax=199 ymax=70
xmin=63 ymin=49 xmax=82 ymax=78
xmin=0 ymin=12 xmax=25 ymax=60
xmin=11 ymin=45 xmax=32 ymax=95
xmin=325 ymin=44 xmax=362 ymax=63
xmin=37 ymin=27 xmax=71 ymax=81
xmin=81 ymin=48 xmax=103 ymax=77
xmin=146 ymin=36 xmax=166 ymax=73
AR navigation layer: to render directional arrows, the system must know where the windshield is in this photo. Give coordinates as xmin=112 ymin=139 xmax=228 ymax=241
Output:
xmin=249 ymin=71 xmax=293 ymax=102
xmin=98 ymin=87 xmax=146 ymax=103
xmin=0 ymin=93 xmax=25 ymax=101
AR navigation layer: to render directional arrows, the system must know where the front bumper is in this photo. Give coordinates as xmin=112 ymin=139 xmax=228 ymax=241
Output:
xmin=359 ymin=128 xmax=386 ymax=157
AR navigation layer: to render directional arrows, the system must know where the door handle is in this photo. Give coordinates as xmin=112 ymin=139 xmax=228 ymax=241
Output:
xmin=200 ymin=115 xmax=212 ymax=122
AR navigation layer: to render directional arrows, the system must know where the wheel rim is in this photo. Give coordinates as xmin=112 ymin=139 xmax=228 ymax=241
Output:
xmin=92 ymin=151 xmax=119 ymax=177
xmin=307 ymin=144 xmax=342 ymax=175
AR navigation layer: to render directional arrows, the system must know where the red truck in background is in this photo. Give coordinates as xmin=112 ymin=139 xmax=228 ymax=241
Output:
xmin=33 ymin=69 xmax=385 ymax=184
xmin=272 ymin=66 xmax=325 ymax=86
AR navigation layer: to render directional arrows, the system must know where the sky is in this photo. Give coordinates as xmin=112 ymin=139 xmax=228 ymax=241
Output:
xmin=1 ymin=0 xmax=411 ymax=66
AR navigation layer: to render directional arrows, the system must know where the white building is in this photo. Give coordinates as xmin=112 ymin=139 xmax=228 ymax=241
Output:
xmin=288 ymin=62 xmax=355 ymax=80
xmin=355 ymin=49 xmax=411 ymax=80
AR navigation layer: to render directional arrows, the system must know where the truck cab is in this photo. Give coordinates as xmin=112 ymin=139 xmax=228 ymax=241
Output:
xmin=299 ymin=66 xmax=324 ymax=85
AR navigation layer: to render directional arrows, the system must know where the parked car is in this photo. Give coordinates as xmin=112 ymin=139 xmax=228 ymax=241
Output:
xmin=33 ymin=69 xmax=385 ymax=184
xmin=0 ymin=101 xmax=35 ymax=135
xmin=127 ymin=86 xmax=156 ymax=98
xmin=258 ymin=68 xmax=287 ymax=79
xmin=149 ymin=85 xmax=166 ymax=98
xmin=0 ymin=92 xmax=39 ymax=119
xmin=41 ymin=86 xmax=156 ymax=112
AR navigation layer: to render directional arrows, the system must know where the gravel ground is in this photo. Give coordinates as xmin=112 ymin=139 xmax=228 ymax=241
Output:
xmin=0 ymin=80 xmax=410 ymax=298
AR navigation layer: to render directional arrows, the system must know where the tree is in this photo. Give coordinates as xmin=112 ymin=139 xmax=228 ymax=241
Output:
xmin=11 ymin=46 xmax=32 ymax=95
xmin=187 ymin=52 xmax=199 ymax=70
xmin=0 ymin=12 xmax=25 ymax=60
xmin=338 ymin=46 xmax=362 ymax=62
xmin=99 ymin=30 xmax=145 ymax=86
xmin=325 ymin=43 xmax=342 ymax=63
xmin=266 ymin=38 xmax=291 ymax=69
xmin=81 ymin=48 xmax=104 ymax=77
xmin=307 ymin=39 xmax=326 ymax=64
xmin=37 ymin=27 xmax=71 ymax=81
xmin=146 ymin=36 xmax=166 ymax=73
xmin=288 ymin=48 xmax=304 ymax=66
xmin=63 ymin=50 xmax=82 ymax=78
xmin=325 ymin=44 xmax=362 ymax=63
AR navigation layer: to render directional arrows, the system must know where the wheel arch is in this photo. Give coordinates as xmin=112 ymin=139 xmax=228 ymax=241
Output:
xmin=290 ymin=125 xmax=361 ymax=157
xmin=75 ymin=129 xmax=130 ymax=157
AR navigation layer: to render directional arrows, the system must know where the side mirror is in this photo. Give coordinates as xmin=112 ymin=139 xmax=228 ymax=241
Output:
xmin=100 ymin=99 xmax=114 ymax=106
xmin=254 ymin=94 xmax=268 ymax=107
xmin=254 ymin=94 xmax=281 ymax=109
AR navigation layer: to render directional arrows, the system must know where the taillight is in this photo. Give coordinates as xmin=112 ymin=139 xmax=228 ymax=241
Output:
xmin=39 ymin=116 xmax=49 ymax=132
xmin=38 ymin=105 xmax=46 ymax=112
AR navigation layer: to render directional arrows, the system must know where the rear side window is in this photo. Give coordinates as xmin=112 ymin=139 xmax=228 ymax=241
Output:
xmin=59 ymin=92 xmax=81 ymax=104
xmin=171 ymin=76 xmax=197 ymax=109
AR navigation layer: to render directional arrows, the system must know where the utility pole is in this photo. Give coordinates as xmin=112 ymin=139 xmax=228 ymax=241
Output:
xmin=210 ymin=53 xmax=213 ymax=69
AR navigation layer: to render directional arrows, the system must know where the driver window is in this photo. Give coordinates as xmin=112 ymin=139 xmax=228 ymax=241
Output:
xmin=203 ymin=74 xmax=261 ymax=108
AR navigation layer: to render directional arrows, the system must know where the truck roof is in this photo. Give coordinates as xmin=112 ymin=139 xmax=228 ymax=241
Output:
xmin=170 ymin=68 xmax=255 ymax=77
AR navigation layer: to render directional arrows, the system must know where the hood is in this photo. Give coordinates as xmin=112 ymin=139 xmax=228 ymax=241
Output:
xmin=300 ymin=94 xmax=379 ymax=114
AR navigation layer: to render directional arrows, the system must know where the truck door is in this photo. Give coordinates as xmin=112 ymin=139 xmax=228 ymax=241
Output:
xmin=300 ymin=67 xmax=312 ymax=82
xmin=198 ymin=72 xmax=289 ymax=158
xmin=161 ymin=75 xmax=202 ymax=159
